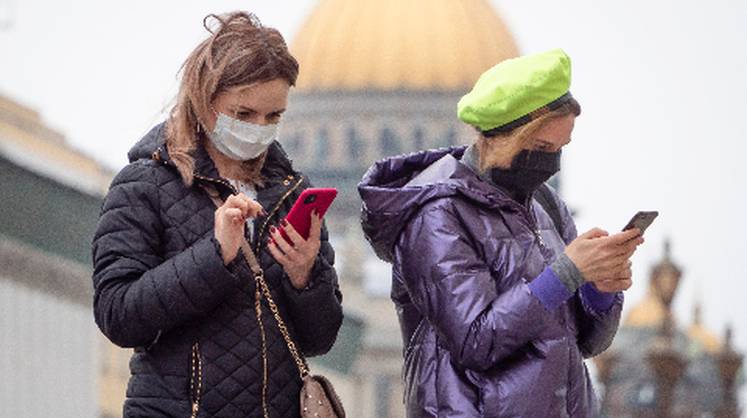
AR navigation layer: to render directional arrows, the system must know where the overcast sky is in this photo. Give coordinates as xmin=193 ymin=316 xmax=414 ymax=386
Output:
xmin=2 ymin=0 xmax=746 ymax=395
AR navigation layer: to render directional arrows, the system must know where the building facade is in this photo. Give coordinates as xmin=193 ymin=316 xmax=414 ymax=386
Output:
xmin=0 ymin=94 xmax=125 ymax=417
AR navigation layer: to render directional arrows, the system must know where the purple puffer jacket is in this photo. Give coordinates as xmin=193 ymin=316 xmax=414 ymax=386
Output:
xmin=359 ymin=146 xmax=622 ymax=417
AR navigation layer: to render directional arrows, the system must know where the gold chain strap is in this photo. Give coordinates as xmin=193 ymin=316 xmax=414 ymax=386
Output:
xmin=254 ymin=276 xmax=271 ymax=418
xmin=253 ymin=270 xmax=310 ymax=378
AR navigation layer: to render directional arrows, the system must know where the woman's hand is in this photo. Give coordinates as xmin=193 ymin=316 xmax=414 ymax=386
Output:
xmin=214 ymin=193 xmax=265 ymax=264
xmin=564 ymin=227 xmax=644 ymax=292
xmin=267 ymin=211 xmax=322 ymax=290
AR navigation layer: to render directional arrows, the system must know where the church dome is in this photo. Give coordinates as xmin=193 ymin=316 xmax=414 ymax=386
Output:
xmin=290 ymin=0 xmax=519 ymax=92
xmin=687 ymin=303 xmax=721 ymax=354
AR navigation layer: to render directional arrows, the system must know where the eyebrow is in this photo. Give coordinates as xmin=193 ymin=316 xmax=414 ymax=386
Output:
xmin=233 ymin=105 xmax=286 ymax=114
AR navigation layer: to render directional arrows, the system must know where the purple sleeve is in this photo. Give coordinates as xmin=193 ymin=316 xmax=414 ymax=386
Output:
xmin=575 ymin=286 xmax=624 ymax=358
xmin=528 ymin=267 xmax=574 ymax=310
xmin=580 ymin=283 xmax=617 ymax=312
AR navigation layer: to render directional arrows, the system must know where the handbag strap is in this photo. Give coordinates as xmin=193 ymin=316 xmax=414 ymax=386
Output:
xmin=201 ymin=185 xmax=310 ymax=379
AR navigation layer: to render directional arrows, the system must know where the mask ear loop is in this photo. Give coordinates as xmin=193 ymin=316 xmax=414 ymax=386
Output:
xmin=196 ymin=110 xmax=217 ymax=135
xmin=196 ymin=107 xmax=220 ymax=135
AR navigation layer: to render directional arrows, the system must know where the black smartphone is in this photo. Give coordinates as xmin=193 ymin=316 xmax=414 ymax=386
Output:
xmin=622 ymin=211 xmax=659 ymax=235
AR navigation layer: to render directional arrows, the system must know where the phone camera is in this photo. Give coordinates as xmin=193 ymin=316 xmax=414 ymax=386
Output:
xmin=304 ymin=194 xmax=317 ymax=204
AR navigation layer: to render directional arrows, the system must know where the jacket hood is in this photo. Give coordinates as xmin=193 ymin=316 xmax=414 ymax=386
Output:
xmin=358 ymin=146 xmax=517 ymax=263
xmin=128 ymin=123 xmax=166 ymax=163
xmin=126 ymin=122 xmax=222 ymax=180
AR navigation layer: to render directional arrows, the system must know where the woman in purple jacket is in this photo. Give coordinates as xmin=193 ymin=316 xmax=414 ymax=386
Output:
xmin=358 ymin=49 xmax=645 ymax=417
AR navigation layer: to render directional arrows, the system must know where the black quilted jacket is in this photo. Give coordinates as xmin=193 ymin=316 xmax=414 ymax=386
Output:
xmin=92 ymin=123 xmax=343 ymax=417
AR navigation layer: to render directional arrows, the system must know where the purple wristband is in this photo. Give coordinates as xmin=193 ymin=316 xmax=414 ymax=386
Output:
xmin=528 ymin=267 xmax=574 ymax=310
xmin=580 ymin=283 xmax=617 ymax=312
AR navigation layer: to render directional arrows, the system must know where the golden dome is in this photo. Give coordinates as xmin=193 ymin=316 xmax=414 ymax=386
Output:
xmin=687 ymin=303 xmax=721 ymax=354
xmin=0 ymin=94 xmax=113 ymax=195
xmin=624 ymin=290 xmax=667 ymax=328
xmin=624 ymin=240 xmax=683 ymax=328
xmin=290 ymin=0 xmax=519 ymax=92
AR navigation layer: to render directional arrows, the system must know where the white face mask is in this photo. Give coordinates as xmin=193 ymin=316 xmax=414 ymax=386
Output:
xmin=208 ymin=112 xmax=278 ymax=161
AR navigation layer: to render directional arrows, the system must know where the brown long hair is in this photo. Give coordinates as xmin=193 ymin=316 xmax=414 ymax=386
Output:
xmin=166 ymin=11 xmax=299 ymax=185
xmin=477 ymin=99 xmax=581 ymax=172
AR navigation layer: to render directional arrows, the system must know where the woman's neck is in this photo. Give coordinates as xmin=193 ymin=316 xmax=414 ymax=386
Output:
xmin=204 ymin=140 xmax=246 ymax=180
xmin=461 ymin=144 xmax=529 ymax=204
xmin=203 ymin=138 xmax=267 ymax=186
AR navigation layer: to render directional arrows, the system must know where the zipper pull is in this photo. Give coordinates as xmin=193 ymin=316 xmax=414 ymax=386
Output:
xmin=533 ymin=228 xmax=556 ymax=263
xmin=534 ymin=229 xmax=546 ymax=249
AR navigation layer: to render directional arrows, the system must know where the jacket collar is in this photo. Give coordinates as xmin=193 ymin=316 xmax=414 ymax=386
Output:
xmin=151 ymin=133 xmax=297 ymax=189
xmin=459 ymin=144 xmax=530 ymax=205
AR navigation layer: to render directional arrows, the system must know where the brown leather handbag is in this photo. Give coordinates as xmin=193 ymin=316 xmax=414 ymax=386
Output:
xmin=203 ymin=186 xmax=345 ymax=418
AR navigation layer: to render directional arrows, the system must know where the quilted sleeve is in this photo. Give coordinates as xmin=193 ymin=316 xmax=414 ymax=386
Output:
xmin=92 ymin=162 xmax=242 ymax=348
xmin=280 ymin=219 xmax=343 ymax=357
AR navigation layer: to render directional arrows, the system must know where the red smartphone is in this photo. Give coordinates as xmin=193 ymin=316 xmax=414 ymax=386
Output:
xmin=280 ymin=188 xmax=337 ymax=243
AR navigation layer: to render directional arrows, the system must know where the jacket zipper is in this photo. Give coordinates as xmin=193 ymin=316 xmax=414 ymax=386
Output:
xmin=190 ymin=343 xmax=202 ymax=418
xmin=529 ymin=214 xmax=548 ymax=252
xmin=193 ymin=173 xmax=239 ymax=195
xmin=507 ymin=195 xmax=550 ymax=257
xmin=254 ymin=176 xmax=305 ymax=252
xmin=196 ymin=172 xmax=305 ymax=254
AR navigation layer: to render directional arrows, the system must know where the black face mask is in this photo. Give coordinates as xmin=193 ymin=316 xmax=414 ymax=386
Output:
xmin=489 ymin=149 xmax=562 ymax=197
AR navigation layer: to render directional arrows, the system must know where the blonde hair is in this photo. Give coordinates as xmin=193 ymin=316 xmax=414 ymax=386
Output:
xmin=476 ymin=100 xmax=581 ymax=172
xmin=166 ymin=12 xmax=299 ymax=185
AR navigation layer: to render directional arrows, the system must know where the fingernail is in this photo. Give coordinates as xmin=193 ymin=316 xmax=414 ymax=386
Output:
xmin=270 ymin=226 xmax=277 ymax=233
xmin=281 ymin=219 xmax=288 ymax=226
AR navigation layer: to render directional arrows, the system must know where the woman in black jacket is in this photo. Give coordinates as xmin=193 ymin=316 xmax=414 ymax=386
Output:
xmin=92 ymin=12 xmax=343 ymax=417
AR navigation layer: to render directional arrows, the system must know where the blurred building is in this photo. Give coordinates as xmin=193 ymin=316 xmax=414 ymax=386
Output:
xmin=594 ymin=242 xmax=744 ymax=418
xmin=0 ymin=94 xmax=125 ymax=417
xmin=282 ymin=0 xmax=519 ymax=416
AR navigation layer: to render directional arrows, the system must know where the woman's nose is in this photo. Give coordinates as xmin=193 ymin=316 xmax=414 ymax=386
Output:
xmin=252 ymin=115 xmax=274 ymax=126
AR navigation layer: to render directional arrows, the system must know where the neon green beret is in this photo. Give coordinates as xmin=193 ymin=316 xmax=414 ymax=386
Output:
xmin=457 ymin=48 xmax=572 ymax=133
